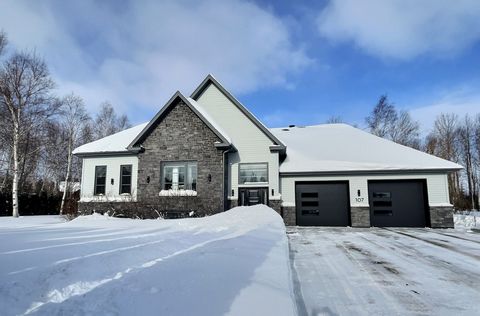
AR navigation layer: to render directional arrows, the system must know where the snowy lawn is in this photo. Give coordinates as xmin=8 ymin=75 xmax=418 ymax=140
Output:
xmin=288 ymin=227 xmax=480 ymax=316
xmin=0 ymin=206 xmax=296 ymax=316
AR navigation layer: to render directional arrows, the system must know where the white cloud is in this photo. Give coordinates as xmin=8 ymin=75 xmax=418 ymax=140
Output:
xmin=408 ymin=87 xmax=480 ymax=135
xmin=317 ymin=0 xmax=480 ymax=60
xmin=0 ymin=0 xmax=312 ymax=121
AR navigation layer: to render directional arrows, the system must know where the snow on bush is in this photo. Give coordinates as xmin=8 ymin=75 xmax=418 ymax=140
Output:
xmin=158 ymin=189 xmax=198 ymax=196
xmin=0 ymin=205 xmax=296 ymax=316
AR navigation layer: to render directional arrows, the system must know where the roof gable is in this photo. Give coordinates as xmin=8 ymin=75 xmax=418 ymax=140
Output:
xmin=191 ymin=75 xmax=286 ymax=154
xmin=128 ymin=91 xmax=232 ymax=150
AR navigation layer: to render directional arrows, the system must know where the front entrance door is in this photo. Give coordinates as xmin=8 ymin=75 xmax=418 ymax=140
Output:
xmin=239 ymin=188 xmax=268 ymax=206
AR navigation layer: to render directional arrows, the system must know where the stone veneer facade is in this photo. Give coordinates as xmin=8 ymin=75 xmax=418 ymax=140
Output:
xmin=136 ymin=100 xmax=225 ymax=216
xmin=79 ymin=99 xmax=226 ymax=218
xmin=429 ymin=206 xmax=454 ymax=228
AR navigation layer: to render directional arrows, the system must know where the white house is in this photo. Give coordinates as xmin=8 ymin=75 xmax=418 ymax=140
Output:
xmin=73 ymin=75 xmax=462 ymax=227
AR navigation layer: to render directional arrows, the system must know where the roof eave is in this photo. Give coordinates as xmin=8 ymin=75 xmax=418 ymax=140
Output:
xmin=279 ymin=167 xmax=463 ymax=177
xmin=73 ymin=149 xmax=140 ymax=158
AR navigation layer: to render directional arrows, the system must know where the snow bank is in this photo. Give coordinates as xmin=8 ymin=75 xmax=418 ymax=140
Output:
xmin=0 ymin=205 xmax=296 ymax=316
xmin=454 ymin=211 xmax=480 ymax=230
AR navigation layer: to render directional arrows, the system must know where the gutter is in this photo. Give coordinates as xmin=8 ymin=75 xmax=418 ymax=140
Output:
xmin=280 ymin=168 xmax=463 ymax=177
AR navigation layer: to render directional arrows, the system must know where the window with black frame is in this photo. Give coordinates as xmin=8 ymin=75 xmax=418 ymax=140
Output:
xmin=120 ymin=165 xmax=132 ymax=194
xmin=239 ymin=163 xmax=268 ymax=184
xmin=162 ymin=161 xmax=197 ymax=191
xmin=94 ymin=166 xmax=107 ymax=195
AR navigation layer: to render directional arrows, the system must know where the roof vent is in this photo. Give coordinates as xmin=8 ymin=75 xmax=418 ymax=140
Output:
xmin=282 ymin=128 xmax=289 ymax=131
xmin=288 ymin=124 xmax=296 ymax=128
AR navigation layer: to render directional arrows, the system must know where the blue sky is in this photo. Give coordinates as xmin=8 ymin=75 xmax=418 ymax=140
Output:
xmin=1 ymin=0 xmax=479 ymax=134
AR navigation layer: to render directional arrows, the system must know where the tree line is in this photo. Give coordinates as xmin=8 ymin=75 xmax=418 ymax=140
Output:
xmin=0 ymin=31 xmax=131 ymax=217
xmin=363 ymin=95 xmax=479 ymax=210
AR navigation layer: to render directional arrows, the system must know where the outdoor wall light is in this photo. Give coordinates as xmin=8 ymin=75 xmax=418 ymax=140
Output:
xmin=208 ymin=174 xmax=212 ymax=182
xmin=111 ymin=179 xmax=114 ymax=185
xmin=231 ymin=189 xmax=234 ymax=196
xmin=272 ymin=189 xmax=274 ymax=196
xmin=357 ymin=189 xmax=361 ymax=197
xmin=146 ymin=176 xmax=150 ymax=184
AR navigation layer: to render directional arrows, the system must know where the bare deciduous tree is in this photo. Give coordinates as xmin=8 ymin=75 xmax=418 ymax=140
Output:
xmin=325 ymin=116 xmax=343 ymax=124
xmin=389 ymin=110 xmax=420 ymax=149
xmin=0 ymin=51 xmax=57 ymax=217
xmin=366 ymin=95 xmax=397 ymax=138
xmin=366 ymin=95 xmax=420 ymax=148
xmin=94 ymin=102 xmax=131 ymax=140
xmin=59 ymin=94 xmax=90 ymax=215
xmin=0 ymin=30 xmax=7 ymax=56
xmin=428 ymin=113 xmax=461 ymax=204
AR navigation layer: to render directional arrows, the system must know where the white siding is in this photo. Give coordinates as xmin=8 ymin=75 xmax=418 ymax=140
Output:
xmin=280 ymin=173 xmax=450 ymax=207
xmin=80 ymin=156 xmax=139 ymax=202
xmin=196 ymin=84 xmax=281 ymax=200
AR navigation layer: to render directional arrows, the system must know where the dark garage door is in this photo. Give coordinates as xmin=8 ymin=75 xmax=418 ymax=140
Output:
xmin=295 ymin=182 xmax=350 ymax=226
xmin=368 ymin=180 xmax=428 ymax=227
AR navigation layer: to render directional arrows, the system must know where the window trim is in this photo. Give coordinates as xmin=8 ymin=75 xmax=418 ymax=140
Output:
xmin=160 ymin=160 xmax=198 ymax=191
xmin=119 ymin=164 xmax=132 ymax=195
xmin=238 ymin=162 xmax=269 ymax=185
xmin=94 ymin=165 xmax=107 ymax=196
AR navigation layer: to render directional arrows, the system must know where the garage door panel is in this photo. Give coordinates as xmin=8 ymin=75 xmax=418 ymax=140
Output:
xmin=296 ymin=182 xmax=350 ymax=226
xmin=368 ymin=180 xmax=427 ymax=227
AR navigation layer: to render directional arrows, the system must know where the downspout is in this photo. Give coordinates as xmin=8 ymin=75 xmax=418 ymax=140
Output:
xmin=222 ymin=147 xmax=234 ymax=211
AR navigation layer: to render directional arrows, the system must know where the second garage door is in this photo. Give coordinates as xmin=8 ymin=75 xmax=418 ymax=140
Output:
xmin=368 ymin=180 xmax=428 ymax=227
xmin=295 ymin=182 xmax=350 ymax=226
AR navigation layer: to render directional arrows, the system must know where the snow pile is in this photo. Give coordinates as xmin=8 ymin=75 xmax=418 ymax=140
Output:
xmin=0 ymin=205 xmax=296 ymax=316
xmin=454 ymin=211 xmax=480 ymax=229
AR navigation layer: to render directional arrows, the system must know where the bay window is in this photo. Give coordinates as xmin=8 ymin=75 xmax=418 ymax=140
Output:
xmin=162 ymin=161 xmax=197 ymax=191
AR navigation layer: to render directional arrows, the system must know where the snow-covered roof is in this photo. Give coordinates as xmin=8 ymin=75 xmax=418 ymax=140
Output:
xmin=186 ymin=97 xmax=231 ymax=144
xmin=270 ymin=124 xmax=462 ymax=173
xmin=72 ymin=123 xmax=148 ymax=155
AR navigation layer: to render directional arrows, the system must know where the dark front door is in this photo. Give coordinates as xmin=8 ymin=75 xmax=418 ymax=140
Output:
xmin=368 ymin=180 xmax=428 ymax=227
xmin=239 ymin=188 xmax=268 ymax=206
xmin=295 ymin=182 xmax=350 ymax=226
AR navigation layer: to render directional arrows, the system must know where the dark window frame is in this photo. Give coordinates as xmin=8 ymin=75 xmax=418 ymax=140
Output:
xmin=238 ymin=162 xmax=269 ymax=185
xmin=94 ymin=165 xmax=107 ymax=196
xmin=119 ymin=164 xmax=132 ymax=195
xmin=160 ymin=161 xmax=198 ymax=191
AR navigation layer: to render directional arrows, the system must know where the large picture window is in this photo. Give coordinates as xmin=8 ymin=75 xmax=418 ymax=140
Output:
xmin=239 ymin=163 xmax=268 ymax=184
xmin=120 ymin=165 xmax=132 ymax=194
xmin=162 ymin=161 xmax=197 ymax=191
xmin=94 ymin=166 xmax=107 ymax=195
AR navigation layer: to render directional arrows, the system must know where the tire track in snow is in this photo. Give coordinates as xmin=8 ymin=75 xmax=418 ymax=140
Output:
xmin=382 ymin=228 xmax=480 ymax=261
xmin=22 ymin=229 xmax=248 ymax=315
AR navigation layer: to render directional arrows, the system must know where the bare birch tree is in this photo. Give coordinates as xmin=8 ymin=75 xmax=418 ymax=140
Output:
xmin=58 ymin=94 xmax=90 ymax=215
xmin=0 ymin=51 xmax=56 ymax=217
xmin=457 ymin=115 xmax=477 ymax=209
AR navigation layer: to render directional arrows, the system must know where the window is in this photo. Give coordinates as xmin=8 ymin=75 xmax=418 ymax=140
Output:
xmin=162 ymin=161 xmax=197 ymax=191
xmin=239 ymin=163 xmax=268 ymax=184
xmin=120 ymin=165 xmax=132 ymax=194
xmin=94 ymin=166 xmax=107 ymax=195
xmin=373 ymin=192 xmax=391 ymax=199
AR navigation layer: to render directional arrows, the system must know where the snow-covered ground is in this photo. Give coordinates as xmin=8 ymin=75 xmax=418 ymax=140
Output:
xmin=0 ymin=206 xmax=296 ymax=316
xmin=288 ymin=227 xmax=480 ymax=316
xmin=454 ymin=211 xmax=480 ymax=230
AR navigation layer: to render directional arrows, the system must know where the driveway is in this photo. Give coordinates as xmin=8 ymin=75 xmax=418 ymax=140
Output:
xmin=288 ymin=227 xmax=480 ymax=316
